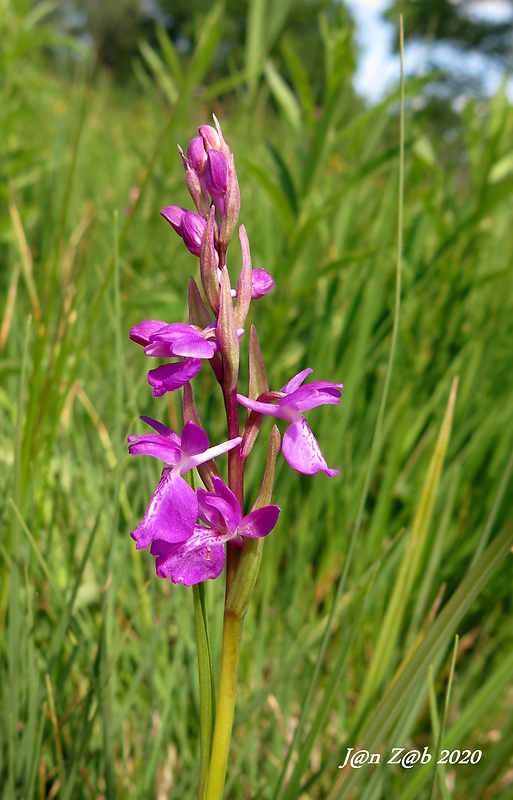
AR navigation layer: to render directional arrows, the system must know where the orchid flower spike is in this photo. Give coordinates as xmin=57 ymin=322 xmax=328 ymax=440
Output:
xmin=150 ymin=476 xmax=280 ymax=586
xmin=237 ymin=368 xmax=343 ymax=476
xmin=128 ymin=418 xmax=241 ymax=551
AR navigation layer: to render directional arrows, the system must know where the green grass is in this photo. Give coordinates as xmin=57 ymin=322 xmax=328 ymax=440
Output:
xmin=1 ymin=2 xmax=513 ymax=798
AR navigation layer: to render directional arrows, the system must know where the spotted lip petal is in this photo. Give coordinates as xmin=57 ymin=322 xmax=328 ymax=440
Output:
xmin=282 ymin=417 xmax=340 ymax=476
xmin=151 ymin=527 xmax=226 ymax=586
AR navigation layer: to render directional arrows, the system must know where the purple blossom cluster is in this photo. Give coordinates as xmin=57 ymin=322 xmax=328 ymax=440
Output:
xmin=128 ymin=117 xmax=343 ymax=586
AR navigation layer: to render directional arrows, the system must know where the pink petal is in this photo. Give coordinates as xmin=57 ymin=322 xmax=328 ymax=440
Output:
xmin=185 ymin=436 xmax=242 ymax=471
xmin=180 ymin=421 xmax=210 ymax=457
xmin=283 ymin=382 xmax=343 ymax=413
xmin=238 ymin=505 xmax=280 ymax=538
xmin=127 ymin=433 xmax=182 ymax=464
xmin=282 ymin=417 xmax=340 ymax=476
xmin=199 ymin=493 xmax=240 ymax=534
xmin=236 ymin=393 xmax=291 ymax=421
xmin=139 ymin=416 xmax=181 ymax=443
xmin=152 ymin=527 xmax=226 ymax=585
xmin=160 ymin=205 xmax=187 ymax=233
xmin=280 ymin=368 xmax=313 ymax=394
xmin=205 ymin=150 xmax=228 ymax=197
xmin=130 ymin=472 xmax=198 ymax=549
xmin=148 ymin=358 xmax=202 ymax=396
xmin=130 ymin=319 xmax=168 ymax=346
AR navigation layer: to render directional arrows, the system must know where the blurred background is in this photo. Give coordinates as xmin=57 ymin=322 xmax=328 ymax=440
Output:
xmin=1 ymin=1 xmax=513 ymax=798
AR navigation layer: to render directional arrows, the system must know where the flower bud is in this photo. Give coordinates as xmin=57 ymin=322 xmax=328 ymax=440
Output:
xmin=187 ymin=135 xmax=208 ymax=175
xmin=199 ymin=124 xmax=222 ymax=152
xmin=178 ymin=145 xmax=210 ymax=217
xmin=160 ymin=205 xmax=186 ymax=234
xmin=205 ymin=150 xmax=228 ymax=199
xmin=251 ymin=268 xmax=274 ymax=299
xmin=181 ymin=211 xmax=207 ymax=257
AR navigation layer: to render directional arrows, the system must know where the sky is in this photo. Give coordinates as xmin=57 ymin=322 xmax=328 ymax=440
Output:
xmin=344 ymin=0 xmax=513 ymax=101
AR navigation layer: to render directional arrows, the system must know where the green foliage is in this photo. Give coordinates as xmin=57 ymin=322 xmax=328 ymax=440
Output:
xmin=58 ymin=0 xmax=353 ymax=96
xmin=1 ymin=1 xmax=513 ymax=798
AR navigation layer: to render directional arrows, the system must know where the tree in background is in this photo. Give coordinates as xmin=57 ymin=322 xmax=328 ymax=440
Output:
xmin=384 ymin=0 xmax=513 ymax=95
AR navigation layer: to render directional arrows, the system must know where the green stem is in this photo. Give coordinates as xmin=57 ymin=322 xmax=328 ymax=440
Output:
xmin=193 ymin=579 xmax=216 ymax=799
xmin=205 ymin=611 xmax=244 ymax=800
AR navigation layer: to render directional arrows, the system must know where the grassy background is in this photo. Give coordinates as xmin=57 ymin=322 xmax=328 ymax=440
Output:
xmin=1 ymin=1 xmax=513 ymax=798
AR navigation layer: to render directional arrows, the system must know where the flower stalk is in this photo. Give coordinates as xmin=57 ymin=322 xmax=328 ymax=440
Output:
xmin=205 ymin=612 xmax=244 ymax=800
xmin=192 ymin=582 xmax=216 ymax=800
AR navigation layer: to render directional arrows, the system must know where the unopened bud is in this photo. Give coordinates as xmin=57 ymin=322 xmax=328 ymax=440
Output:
xmin=160 ymin=205 xmax=186 ymax=234
xmin=187 ymin=135 xmax=208 ymax=175
xmin=251 ymin=268 xmax=274 ymax=299
xmin=199 ymin=124 xmax=222 ymax=151
xmin=181 ymin=211 xmax=207 ymax=257
xmin=205 ymin=150 xmax=228 ymax=199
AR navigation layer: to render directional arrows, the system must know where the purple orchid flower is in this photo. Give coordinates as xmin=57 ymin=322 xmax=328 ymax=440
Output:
xmin=150 ymin=476 xmax=280 ymax=586
xmin=128 ymin=418 xmax=241 ymax=553
xmin=130 ymin=320 xmax=218 ymax=358
xmin=237 ymin=368 xmax=343 ymax=476
xmin=130 ymin=320 xmax=219 ymax=397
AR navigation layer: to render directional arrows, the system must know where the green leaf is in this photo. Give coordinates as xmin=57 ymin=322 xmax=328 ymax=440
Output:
xmin=264 ymin=59 xmax=302 ymax=132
